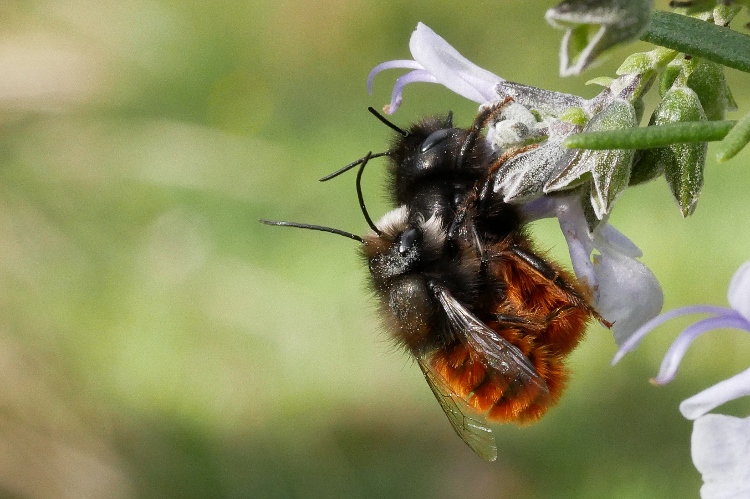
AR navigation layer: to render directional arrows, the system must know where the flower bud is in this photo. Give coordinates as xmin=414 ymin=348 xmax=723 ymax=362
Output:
xmin=686 ymin=59 xmax=737 ymax=121
xmin=661 ymin=57 xmax=736 ymax=121
xmin=628 ymin=149 xmax=663 ymax=186
xmin=639 ymin=86 xmax=707 ymax=216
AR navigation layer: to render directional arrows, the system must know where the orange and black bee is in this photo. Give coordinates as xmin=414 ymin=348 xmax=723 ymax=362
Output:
xmin=261 ymin=102 xmax=604 ymax=461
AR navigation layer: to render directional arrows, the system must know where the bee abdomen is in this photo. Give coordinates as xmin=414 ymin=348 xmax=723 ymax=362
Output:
xmin=429 ymin=340 xmax=568 ymax=424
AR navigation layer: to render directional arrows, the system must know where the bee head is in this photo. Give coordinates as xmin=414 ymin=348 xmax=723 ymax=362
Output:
xmin=363 ymin=206 xmax=445 ymax=283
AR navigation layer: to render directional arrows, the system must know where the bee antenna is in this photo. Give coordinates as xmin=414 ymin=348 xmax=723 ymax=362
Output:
xmin=356 ymin=152 xmax=382 ymax=236
xmin=319 ymin=151 xmax=391 ymax=182
xmin=367 ymin=106 xmax=409 ymax=137
xmin=259 ymin=219 xmax=364 ymax=243
xmin=444 ymin=111 xmax=453 ymax=128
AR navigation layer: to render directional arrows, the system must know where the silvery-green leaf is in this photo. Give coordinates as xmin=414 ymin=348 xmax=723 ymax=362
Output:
xmin=495 ymin=140 xmax=567 ymax=203
xmin=590 ymin=147 xmax=634 ymax=219
xmin=496 ymin=81 xmax=585 ymax=117
xmin=544 ymin=148 xmax=590 ymax=192
xmin=545 ymin=99 xmax=636 ymax=217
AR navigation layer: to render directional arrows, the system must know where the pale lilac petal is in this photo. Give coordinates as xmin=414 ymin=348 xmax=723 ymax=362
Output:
xmin=563 ymin=226 xmax=597 ymax=295
xmin=554 ymin=197 xmax=597 ymax=293
xmin=518 ymin=196 xmax=558 ymax=222
xmin=728 ymin=261 xmax=750 ymax=322
xmin=612 ymin=305 xmax=733 ymax=365
xmin=653 ymin=314 xmax=749 ymax=385
xmin=594 ymin=243 xmax=663 ymax=346
xmin=385 ymin=69 xmax=438 ymax=114
xmin=691 ymin=414 xmax=750 ymax=498
xmin=409 ymin=23 xmax=504 ymax=104
xmin=681 ymin=367 xmax=750 ymax=420
xmin=367 ymin=59 xmax=424 ymax=94
xmin=597 ymin=223 xmax=641 ymax=258
xmin=543 ymin=196 xmax=662 ymax=342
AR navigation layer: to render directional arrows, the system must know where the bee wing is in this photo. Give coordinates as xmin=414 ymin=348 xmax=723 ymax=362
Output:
xmin=432 ymin=286 xmax=550 ymax=399
xmin=416 ymin=356 xmax=498 ymax=462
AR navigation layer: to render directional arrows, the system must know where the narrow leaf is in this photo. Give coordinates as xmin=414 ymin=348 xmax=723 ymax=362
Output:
xmin=563 ymin=120 xmax=735 ymax=150
xmin=716 ymin=111 xmax=750 ymax=162
xmin=641 ymin=10 xmax=750 ymax=74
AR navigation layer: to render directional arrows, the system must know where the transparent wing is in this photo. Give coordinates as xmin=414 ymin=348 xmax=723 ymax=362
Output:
xmin=416 ymin=356 xmax=498 ymax=462
xmin=432 ymin=285 xmax=550 ymax=400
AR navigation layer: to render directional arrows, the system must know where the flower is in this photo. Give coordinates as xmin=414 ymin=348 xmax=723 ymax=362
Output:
xmin=613 ymin=262 xmax=750 ymax=498
xmin=521 ymin=195 xmax=663 ymax=342
xmin=545 ymin=0 xmax=655 ymax=76
xmin=367 ymin=23 xmax=504 ymax=114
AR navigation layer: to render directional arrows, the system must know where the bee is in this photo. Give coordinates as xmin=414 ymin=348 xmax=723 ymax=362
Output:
xmin=261 ymin=105 xmax=602 ymax=461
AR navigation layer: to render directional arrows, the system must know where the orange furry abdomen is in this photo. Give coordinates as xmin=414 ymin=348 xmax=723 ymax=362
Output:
xmin=430 ymin=249 xmax=591 ymax=424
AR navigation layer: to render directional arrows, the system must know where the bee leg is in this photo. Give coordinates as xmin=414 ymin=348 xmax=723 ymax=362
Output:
xmin=446 ymin=186 xmax=480 ymax=242
xmin=472 ymin=96 xmax=515 ymax=130
xmin=495 ymin=313 xmax=529 ymax=324
xmin=510 ymin=246 xmax=612 ymax=328
xmin=456 ymin=97 xmax=515 ymax=169
xmin=510 ymin=246 xmax=570 ymax=290
xmin=495 ymin=313 xmax=546 ymax=332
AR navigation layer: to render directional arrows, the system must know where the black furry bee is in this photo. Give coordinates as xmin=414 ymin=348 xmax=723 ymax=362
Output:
xmin=261 ymin=103 xmax=601 ymax=461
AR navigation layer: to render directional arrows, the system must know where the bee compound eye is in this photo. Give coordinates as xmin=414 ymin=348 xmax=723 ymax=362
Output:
xmin=420 ymin=128 xmax=455 ymax=153
xmin=398 ymin=227 xmax=421 ymax=255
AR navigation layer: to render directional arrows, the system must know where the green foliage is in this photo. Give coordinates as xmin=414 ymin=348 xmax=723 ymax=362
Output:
xmin=559 ymin=6 xmax=750 ymax=218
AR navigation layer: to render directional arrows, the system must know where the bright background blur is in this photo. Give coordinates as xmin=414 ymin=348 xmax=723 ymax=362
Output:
xmin=0 ymin=1 xmax=749 ymax=498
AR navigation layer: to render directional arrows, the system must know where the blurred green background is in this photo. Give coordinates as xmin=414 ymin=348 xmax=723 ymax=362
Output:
xmin=0 ymin=1 xmax=749 ymax=498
